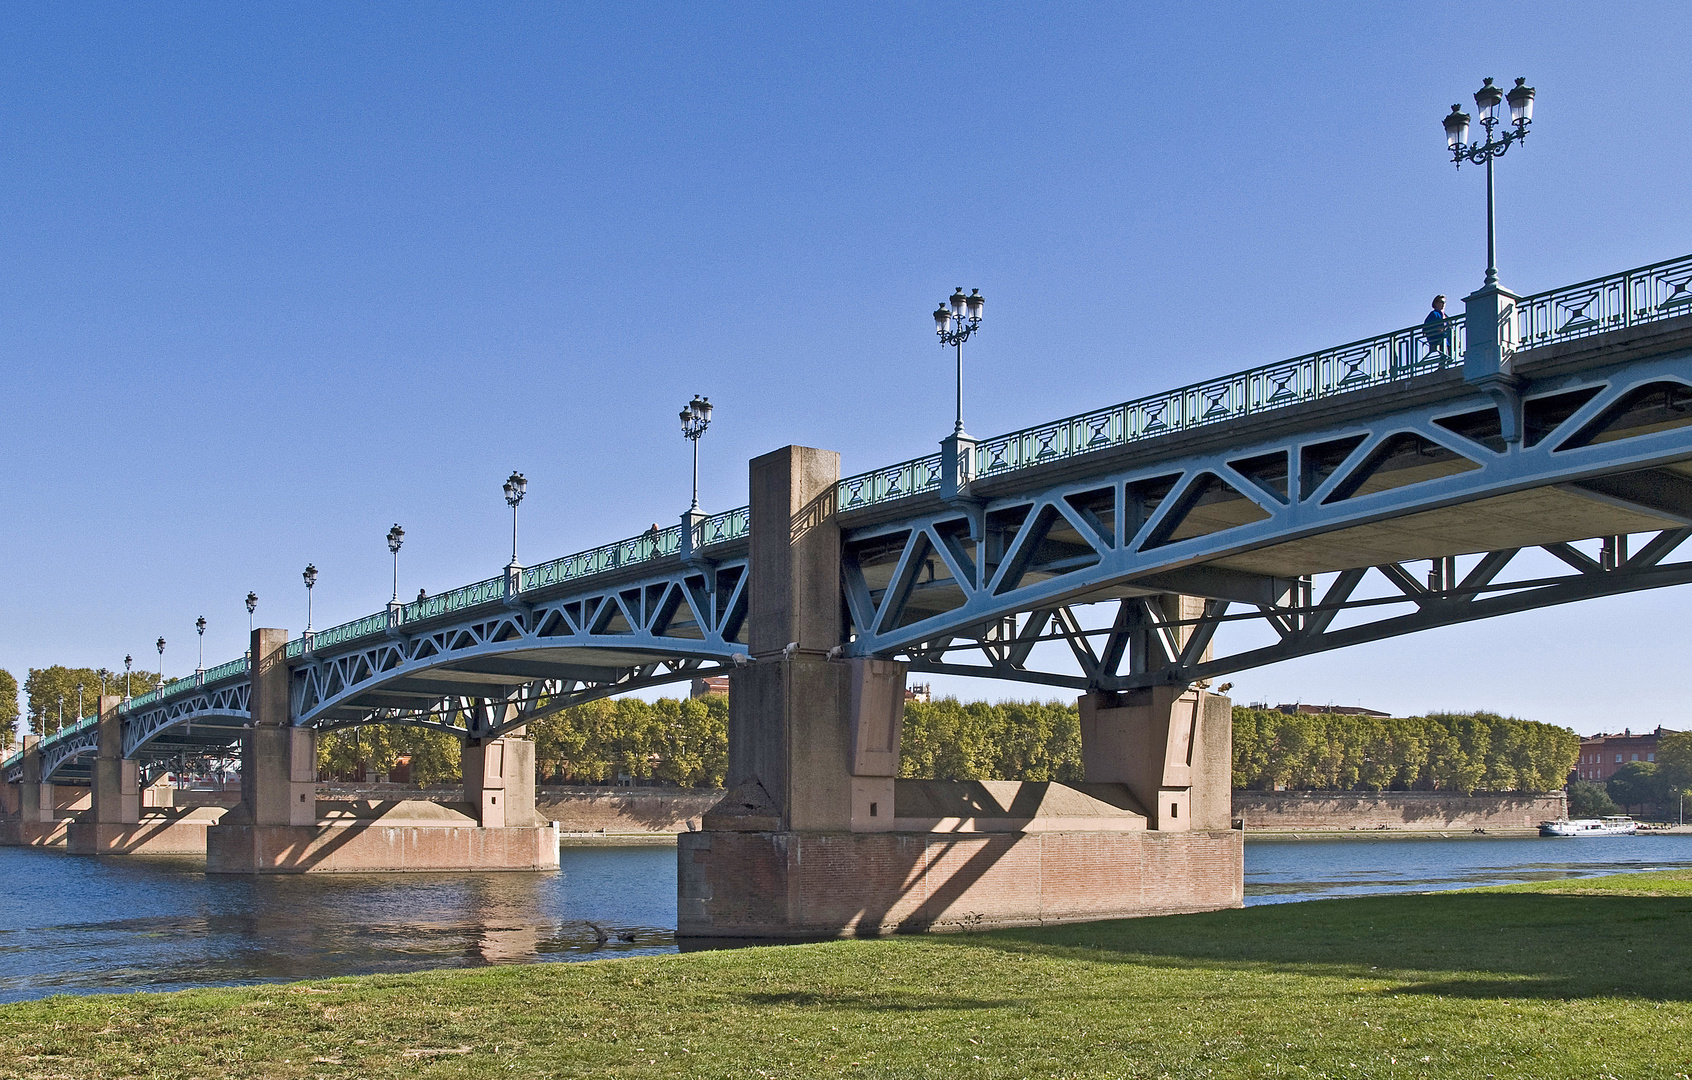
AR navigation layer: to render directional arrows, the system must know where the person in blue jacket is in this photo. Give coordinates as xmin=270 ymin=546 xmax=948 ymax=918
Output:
xmin=1423 ymin=295 xmax=1449 ymax=355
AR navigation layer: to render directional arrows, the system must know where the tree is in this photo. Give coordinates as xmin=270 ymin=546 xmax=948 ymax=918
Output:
xmin=1607 ymin=761 xmax=1670 ymax=816
xmin=1567 ymin=779 xmax=1619 ymax=818
xmin=0 ymin=669 xmax=18 ymax=746
xmin=1656 ymin=731 xmax=1692 ymax=794
xmin=24 ymin=666 xmax=160 ymax=735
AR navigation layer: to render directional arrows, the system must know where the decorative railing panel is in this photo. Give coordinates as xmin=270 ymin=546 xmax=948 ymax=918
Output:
xmin=837 ymin=454 xmax=945 ymax=511
xmin=201 ymin=656 xmax=250 ymax=685
xmin=692 ymin=505 xmax=750 ymax=548
xmin=404 ymin=574 xmax=506 ymax=622
xmin=1514 ymin=252 xmax=1692 ymax=351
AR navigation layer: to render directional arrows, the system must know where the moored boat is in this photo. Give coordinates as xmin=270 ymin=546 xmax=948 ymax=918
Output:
xmin=1539 ymin=816 xmax=1638 ymax=837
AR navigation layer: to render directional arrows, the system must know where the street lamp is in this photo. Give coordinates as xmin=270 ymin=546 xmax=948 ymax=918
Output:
xmin=933 ymin=286 xmax=985 ymax=436
xmin=246 ymin=592 xmax=258 ymax=634
xmin=387 ymin=524 xmax=405 ymax=603
xmin=302 ymin=564 xmax=318 ymax=633
xmin=1444 ymin=77 xmax=1535 ymax=288
xmin=76 ymin=683 xmax=84 ymax=723
xmin=195 ymin=615 xmax=207 ymax=673
xmin=124 ymin=654 xmax=132 ymax=700
xmin=679 ymin=395 xmax=713 ymax=512
xmin=156 ymin=636 xmax=166 ymax=686
xmin=503 ymin=472 xmax=527 ymax=568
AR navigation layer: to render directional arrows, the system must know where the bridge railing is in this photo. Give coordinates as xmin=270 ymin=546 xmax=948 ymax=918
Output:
xmin=271 ymin=507 xmax=751 ymax=663
xmin=1514 ymin=251 xmax=1692 ymax=351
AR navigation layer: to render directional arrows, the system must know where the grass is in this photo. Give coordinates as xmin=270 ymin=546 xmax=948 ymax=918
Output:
xmin=1 ymin=872 xmax=1689 ymax=1079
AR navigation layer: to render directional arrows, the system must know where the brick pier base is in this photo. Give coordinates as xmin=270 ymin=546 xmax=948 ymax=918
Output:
xmin=67 ymin=808 xmax=226 ymax=855
xmin=678 ymin=828 xmax=1243 ymax=937
xmin=0 ymin=819 xmax=71 ymax=847
xmin=207 ymin=815 xmax=559 ymax=873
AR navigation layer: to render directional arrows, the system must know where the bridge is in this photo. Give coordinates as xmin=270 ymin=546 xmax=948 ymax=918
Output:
xmin=6 ymin=250 xmax=1692 ymax=933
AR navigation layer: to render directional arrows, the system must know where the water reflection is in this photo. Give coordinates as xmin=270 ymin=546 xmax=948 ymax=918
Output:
xmin=0 ymin=846 xmax=678 ymax=1003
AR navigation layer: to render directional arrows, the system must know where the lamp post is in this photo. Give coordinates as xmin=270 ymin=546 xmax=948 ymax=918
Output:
xmin=246 ymin=592 xmax=257 ymax=633
xmin=679 ymin=396 xmax=713 ymax=512
xmin=76 ymin=683 xmax=84 ymax=723
xmin=387 ymin=524 xmax=405 ymax=603
xmin=195 ymin=615 xmax=207 ymax=674
xmin=57 ymin=695 xmax=63 ymax=733
xmin=933 ymin=287 xmax=985 ymax=437
xmin=156 ymin=636 xmax=165 ymax=686
xmin=503 ymin=472 xmax=527 ymax=569
xmin=124 ymin=654 xmax=132 ymax=701
xmin=302 ymin=564 xmax=317 ymax=633
xmin=1444 ymin=77 xmax=1535 ymax=289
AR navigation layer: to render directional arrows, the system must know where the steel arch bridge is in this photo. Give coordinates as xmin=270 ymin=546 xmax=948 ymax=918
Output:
xmin=8 ymin=251 xmax=1692 ymax=786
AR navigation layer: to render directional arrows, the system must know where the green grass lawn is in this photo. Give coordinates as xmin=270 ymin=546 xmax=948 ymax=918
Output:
xmin=2 ymin=872 xmax=1689 ymax=1079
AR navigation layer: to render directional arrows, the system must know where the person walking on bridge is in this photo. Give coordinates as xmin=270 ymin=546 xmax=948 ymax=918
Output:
xmin=1423 ymin=295 xmax=1450 ymax=357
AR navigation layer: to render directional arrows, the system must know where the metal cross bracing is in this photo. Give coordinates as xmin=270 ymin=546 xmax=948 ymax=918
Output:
xmin=5 ymin=252 xmax=1691 ymax=785
xmin=290 ymin=553 xmax=750 ymax=739
xmin=839 ymin=318 xmax=1692 ymax=692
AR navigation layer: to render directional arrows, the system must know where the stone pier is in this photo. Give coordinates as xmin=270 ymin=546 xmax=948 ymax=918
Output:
xmin=207 ymin=627 xmax=558 ymax=873
xmin=67 ymin=695 xmax=226 ymax=855
xmin=0 ymin=736 xmax=83 ymax=847
xmin=677 ymin=445 xmax=1242 ymax=938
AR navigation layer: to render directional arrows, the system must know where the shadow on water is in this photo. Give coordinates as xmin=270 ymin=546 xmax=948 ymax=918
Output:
xmin=0 ymin=845 xmax=680 ymax=1003
xmin=958 ymin=891 xmax=1692 ymax=1003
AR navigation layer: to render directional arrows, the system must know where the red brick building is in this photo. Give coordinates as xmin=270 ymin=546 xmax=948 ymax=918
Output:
xmin=1572 ymin=727 xmax=1677 ymax=784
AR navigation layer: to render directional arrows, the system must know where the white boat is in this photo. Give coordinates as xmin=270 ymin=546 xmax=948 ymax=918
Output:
xmin=1539 ymin=816 xmax=1638 ymax=837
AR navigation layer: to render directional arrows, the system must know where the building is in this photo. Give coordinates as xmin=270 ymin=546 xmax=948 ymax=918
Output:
xmin=1274 ymin=702 xmax=1391 ymax=719
xmin=906 ymin=683 xmax=931 ymax=704
xmin=1573 ymin=727 xmax=1677 ymax=784
xmin=690 ymin=676 xmax=730 ymax=699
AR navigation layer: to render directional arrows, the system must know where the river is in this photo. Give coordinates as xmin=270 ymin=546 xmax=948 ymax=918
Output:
xmin=2 ymin=834 xmax=1690 ymax=1004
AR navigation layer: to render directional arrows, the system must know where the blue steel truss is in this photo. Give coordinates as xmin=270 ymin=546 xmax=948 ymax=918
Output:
xmin=6 ymin=251 xmax=1692 ymax=783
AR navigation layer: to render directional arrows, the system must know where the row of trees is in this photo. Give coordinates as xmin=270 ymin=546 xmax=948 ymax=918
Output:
xmin=315 ymin=694 xmax=731 ymax=789
xmin=8 ymin=666 xmax=162 ymax=738
xmin=1231 ymin=708 xmax=1579 ymax=794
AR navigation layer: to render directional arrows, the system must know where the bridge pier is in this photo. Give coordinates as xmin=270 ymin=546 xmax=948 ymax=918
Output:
xmin=677 ymin=446 xmax=1242 ymax=938
xmin=0 ymin=737 xmax=76 ymax=847
xmin=67 ymin=695 xmax=226 ymax=855
xmin=208 ymin=628 xmax=557 ymax=873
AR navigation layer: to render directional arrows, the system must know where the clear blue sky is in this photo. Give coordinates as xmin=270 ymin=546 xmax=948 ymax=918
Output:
xmin=3 ymin=2 xmax=1690 ymax=737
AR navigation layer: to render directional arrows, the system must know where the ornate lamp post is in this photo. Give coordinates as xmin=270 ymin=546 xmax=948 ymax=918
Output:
xmin=679 ymin=395 xmax=713 ymax=512
xmin=1443 ymin=77 xmax=1535 ymax=289
xmin=76 ymin=683 xmax=84 ymax=723
xmin=195 ymin=615 xmax=207 ymax=674
xmin=503 ymin=472 xmax=527 ymax=569
xmin=124 ymin=654 xmax=132 ymax=701
xmin=302 ymin=564 xmax=318 ymax=633
xmin=387 ymin=524 xmax=405 ymax=603
xmin=933 ymin=287 xmax=985 ymax=437
xmin=246 ymin=591 xmax=258 ymax=633
xmin=156 ymin=636 xmax=166 ymax=686
xmin=1443 ymin=78 xmax=1535 ymax=393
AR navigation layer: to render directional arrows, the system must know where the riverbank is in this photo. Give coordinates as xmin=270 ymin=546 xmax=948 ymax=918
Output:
xmin=1 ymin=872 xmax=1686 ymax=1078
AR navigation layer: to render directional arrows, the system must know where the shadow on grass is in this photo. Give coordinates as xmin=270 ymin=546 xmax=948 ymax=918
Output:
xmin=734 ymin=990 xmax=1022 ymax=1011
xmin=946 ymin=892 xmax=1692 ymax=1002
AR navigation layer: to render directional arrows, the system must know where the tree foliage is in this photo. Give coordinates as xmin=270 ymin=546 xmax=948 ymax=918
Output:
xmin=1656 ymin=730 xmax=1692 ymax=793
xmin=1232 ymin=708 xmax=1577 ymax=794
xmin=1606 ymin=761 xmax=1673 ymax=813
xmin=1567 ymin=780 xmax=1619 ymax=818
xmin=899 ymin=699 xmax=1082 ymax=782
xmin=0 ymin=669 xmax=18 ymax=743
xmin=23 ymin=666 xmax=160 ymax=735
xmin=313 ymin=693 xmax=731 ymax=789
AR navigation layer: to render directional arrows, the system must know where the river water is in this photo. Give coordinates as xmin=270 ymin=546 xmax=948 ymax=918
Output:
xmin=2 ymin=834 xmax=1690 ymax=1004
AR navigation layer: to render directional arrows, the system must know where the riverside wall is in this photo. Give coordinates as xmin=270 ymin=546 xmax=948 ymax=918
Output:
xmin=315 ymin=783 xmax=723 ymax=835
xmin=1234 ymin=790 xmax=1567 ymax=833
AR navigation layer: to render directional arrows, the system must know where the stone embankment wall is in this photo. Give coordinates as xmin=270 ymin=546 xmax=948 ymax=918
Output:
xmin=316 ymin=783 xmax=723 ymax=834
xmin=1234 ymin=790 xmax=1567 ymax=832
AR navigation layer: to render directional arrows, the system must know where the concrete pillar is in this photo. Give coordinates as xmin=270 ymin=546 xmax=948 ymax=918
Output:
xmin=243 ymin=627 xmax=316 ymax=827
xmin=17 ymin=735 xmax=48 ymax=823
xmin=90 ymin=694 xmax=140 ymax=826
xmin=463 ymin=736 xmax=541 ymax=828
xmin=715 ymin=445 xmax=902 ymax=832
xmin=1078 ymin=685 xmax=1232 ymax=831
